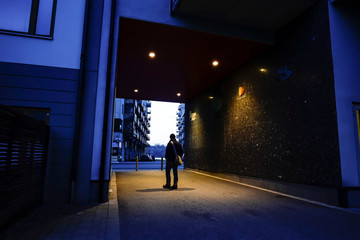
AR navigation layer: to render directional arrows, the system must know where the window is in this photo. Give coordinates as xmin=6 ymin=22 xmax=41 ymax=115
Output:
xmin=0 ymin=0 xmax=57 ymax=38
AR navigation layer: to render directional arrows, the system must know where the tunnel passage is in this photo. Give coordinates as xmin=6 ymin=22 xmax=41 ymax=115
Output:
xmin=115 ymin=17 xmax=269 ymax=103
xmin=113 ymin=1 xmax=350 ymax=208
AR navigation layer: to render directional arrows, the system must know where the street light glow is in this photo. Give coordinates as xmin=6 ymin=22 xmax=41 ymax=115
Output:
xmin=212 ymin=60 xmax=219 ymax=67
xmin=149 ymin=51 xmax=156 ymax=58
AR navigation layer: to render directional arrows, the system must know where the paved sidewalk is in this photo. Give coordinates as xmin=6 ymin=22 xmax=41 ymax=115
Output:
xmin=116 ymin=170 xmax=360 ymax=240
xmin=0 ymin=172 xmax=120 ymax=240
xmin=2 ymin=169 xmax=360 ymax=240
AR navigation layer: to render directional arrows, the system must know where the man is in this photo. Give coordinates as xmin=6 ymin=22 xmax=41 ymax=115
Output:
xmin=163 ymin=134 xmax=183 ymax=190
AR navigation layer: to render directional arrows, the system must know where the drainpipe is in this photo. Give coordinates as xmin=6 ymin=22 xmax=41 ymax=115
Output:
xmin=70 ymin=0 xmax=90 ymax=203
xmin=99 ymin=0 xmax=117 ymax=203
xmin=170 ymin=0 xmax=183 ymax=16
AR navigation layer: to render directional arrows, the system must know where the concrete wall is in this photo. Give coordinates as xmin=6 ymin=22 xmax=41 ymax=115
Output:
xmin=91 ymin=0 xmax=113 ymax=181
xmin=328 ymin=3 xmax=360 ymax=187
xmin=73 ymin=0 xmax=117 ymax=203
xmin=185 ymin=0 xmax=342 ymax=187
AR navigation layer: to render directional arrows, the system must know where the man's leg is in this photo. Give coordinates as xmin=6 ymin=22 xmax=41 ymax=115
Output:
xmin=173 ymin=164 xmax=178 ymax=187
xmin=164 ymin=163 xmax=171 ymax=188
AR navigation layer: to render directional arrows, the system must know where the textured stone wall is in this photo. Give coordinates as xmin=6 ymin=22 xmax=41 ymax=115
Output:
xmin=185 ymin=0 xmax=342 ymax=187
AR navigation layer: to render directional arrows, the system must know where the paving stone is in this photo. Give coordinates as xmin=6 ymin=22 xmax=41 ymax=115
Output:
xmin=0 ymin=173 xmax=121 ymax=240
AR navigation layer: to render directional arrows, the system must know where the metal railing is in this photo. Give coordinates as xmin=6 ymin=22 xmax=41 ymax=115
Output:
xmin=0 ymin=104 xmax=50 ymax=228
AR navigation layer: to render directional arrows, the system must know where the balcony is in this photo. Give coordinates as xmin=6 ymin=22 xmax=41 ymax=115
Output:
xmin=144 ymin=133 xmax=150 ymax=141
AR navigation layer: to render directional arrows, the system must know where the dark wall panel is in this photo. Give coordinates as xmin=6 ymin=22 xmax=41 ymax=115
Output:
xmin=49 ymin=115 xmax=74 ymax=127
xmin=0 ymin=62 xmax=79 ymax=80
xmin=0 ymin=87 xmax=76 ymax=103
xmin=0 ymin=74 xmax=77 ymax=91
xmin=185 ymin=0 xmax=342 ymax=187
xmin=0 ymin=61 xmax=79 ymax=203
xmin=0 ymin=99 xmax=76 ymax=114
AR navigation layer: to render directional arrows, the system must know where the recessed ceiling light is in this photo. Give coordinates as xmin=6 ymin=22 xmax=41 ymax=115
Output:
xmin=212 ymin=60 xmax=219 ymax=67
xmin=177 ymin=93 xmax=181 ymax=97
xmin=209 ymin=96 xmax=214 ymax=99
xmin=260 ymin=68 xmax=267 ymax=72
xmin=134 ymin=89 xmax=139 ymax=93
xmin=149 ymin=51 xmax=156 ymax=58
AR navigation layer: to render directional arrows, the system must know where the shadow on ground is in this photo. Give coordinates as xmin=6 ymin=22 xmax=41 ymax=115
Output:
xmin=136 ymin=187 xmax=196 ymax=192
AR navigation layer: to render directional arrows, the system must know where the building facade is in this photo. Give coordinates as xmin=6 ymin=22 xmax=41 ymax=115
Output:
xmin=112 ymin=98 xmax=151 ymax=161
xmin=112 ymin=98 xmax=125 ymax=161
xmin=123 ymin=99 xmax=151 ymax=160
xmin=0 ymin=0 xmax=117 ymax=203
xmin=0 ymin=0 xmax=359 ymax=208
xmin=176 ymin=103 xmax=185 ymax=147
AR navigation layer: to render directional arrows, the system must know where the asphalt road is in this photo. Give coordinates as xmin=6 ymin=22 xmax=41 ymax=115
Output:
xmin=112 ymin=160 xmax=184 ymax=171
xmin=116 ymin=170 xmax=360 ymax=240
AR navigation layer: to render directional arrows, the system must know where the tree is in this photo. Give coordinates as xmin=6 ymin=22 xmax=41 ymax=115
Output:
xmin=147 ymin=144 xmax=166 ymax=158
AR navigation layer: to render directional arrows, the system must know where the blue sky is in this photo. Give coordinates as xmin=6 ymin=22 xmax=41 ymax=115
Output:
xmin=149 ymin=100 xmax=180 ymax=146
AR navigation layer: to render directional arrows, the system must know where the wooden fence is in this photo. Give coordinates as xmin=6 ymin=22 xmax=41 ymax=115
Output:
xmin=0 ymin=104 xmax=49 ymax=228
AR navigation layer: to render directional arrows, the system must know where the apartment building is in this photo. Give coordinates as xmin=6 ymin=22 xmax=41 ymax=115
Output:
xmin=112 ymin=98 xmax=125 ymax=161
xmin=176 ymin=103 xmax=185 ymax=147
xmin=123 ymin=99 xmax=151 ymax=160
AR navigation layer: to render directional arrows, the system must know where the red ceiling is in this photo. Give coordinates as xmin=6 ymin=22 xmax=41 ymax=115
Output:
xmin=116 ymin=17 xmax=270 ymax=103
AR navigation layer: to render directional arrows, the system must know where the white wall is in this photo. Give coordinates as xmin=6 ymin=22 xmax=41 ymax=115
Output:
xmin=329 ymin=3 xmax=360 ymax=186
xmin=0 ymin=0 xmax=86 ymax=69
xmin=91 ymin=0 xmax=112 ymax=181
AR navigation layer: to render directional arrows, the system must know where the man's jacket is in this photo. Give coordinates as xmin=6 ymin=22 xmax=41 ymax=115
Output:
xmin=165 ymin=140 xmax=183 ymax=162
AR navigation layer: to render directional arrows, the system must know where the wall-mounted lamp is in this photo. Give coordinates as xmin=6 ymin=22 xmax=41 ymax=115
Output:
xmin=190 ymin=112 xmax=197 ymax=121
xmin=177 ymin=93 xmax=181 ymax=97
xmin=212 ymin=60 xmax=219 ymax=67
xmin=238 ymin=87 xmax=245 ymax=96
xmin=134 ymin=89 xmax=139 ymax=93
xmin=260 ymin=68 xmax=267 ymax=73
